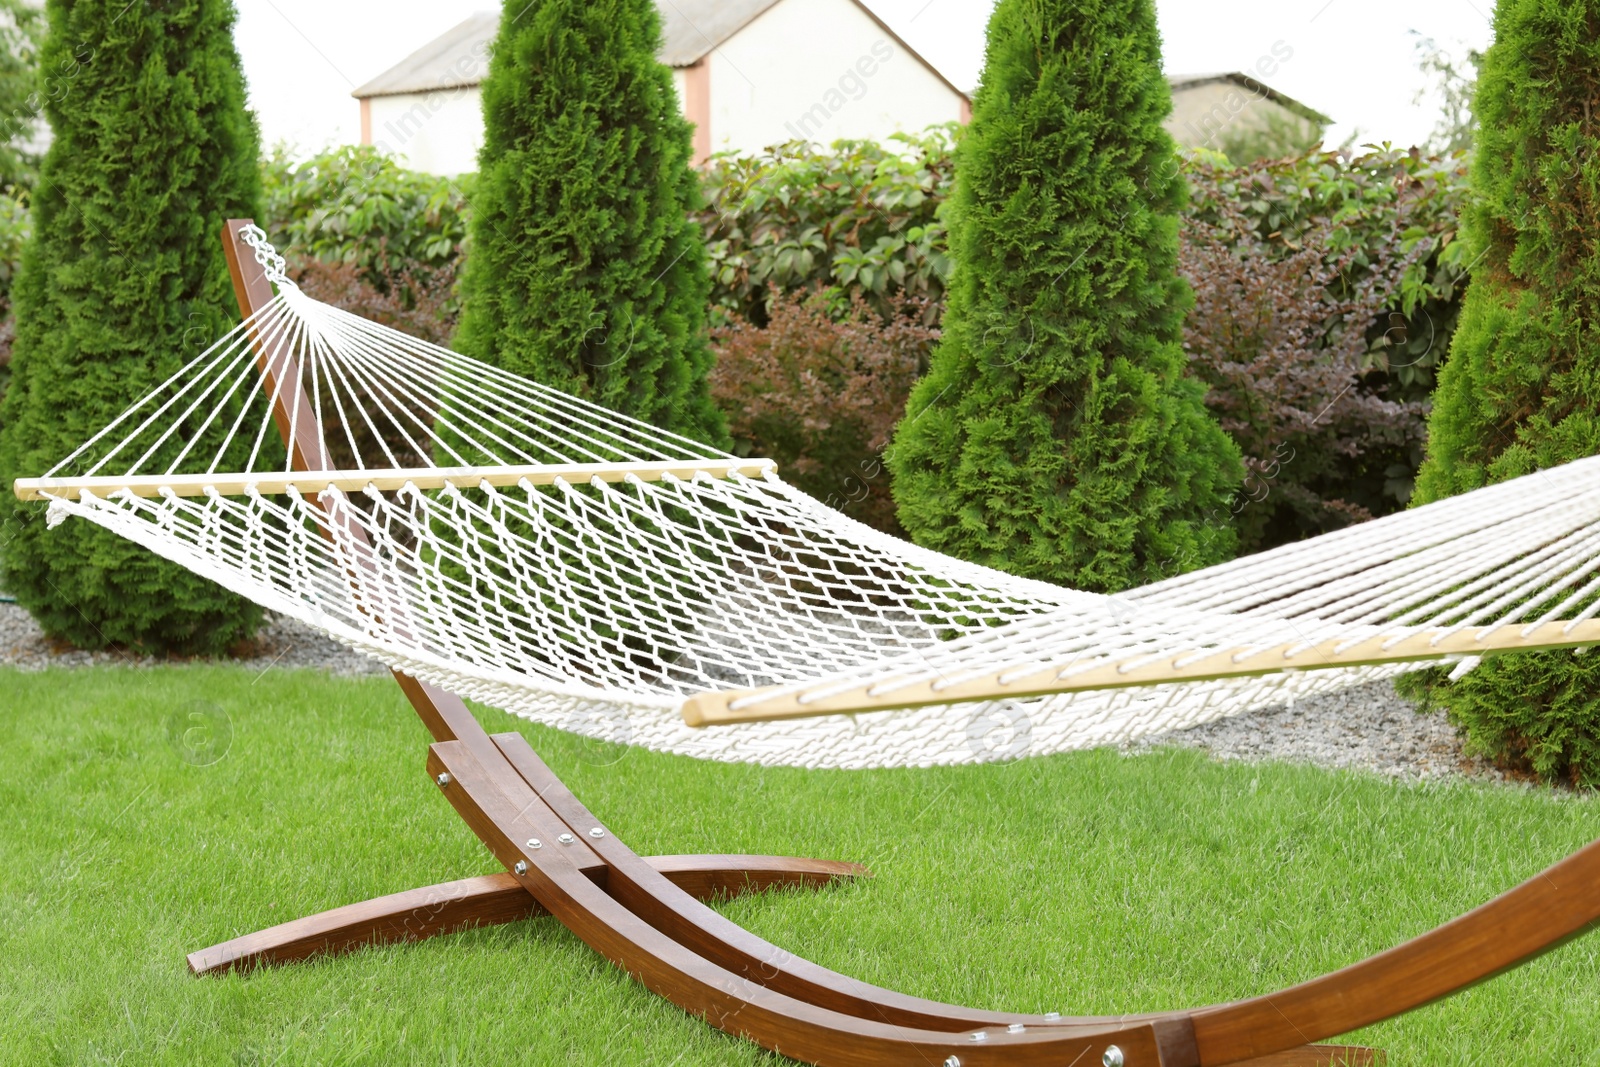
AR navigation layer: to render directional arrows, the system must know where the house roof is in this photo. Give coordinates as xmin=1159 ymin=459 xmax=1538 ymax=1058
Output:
xmin=1168 ymin=72 xmax=1333 ymax=126
xmin=658 ymin=0 xmax=784 ymax=67
xmin=352 ymin=12 xmax=498 ymax=98
xmin=352 ymin=0 xmax=969 ymax=102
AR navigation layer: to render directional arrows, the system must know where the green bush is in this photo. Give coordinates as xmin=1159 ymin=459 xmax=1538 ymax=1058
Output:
xmin=710 ymin=286 xmax=937 ymax=535
xmin=885 ymin=0 xmax=1242 ymax=591
xmin=1178 ymin=148 xmax=1475 ymax=552
xmin=277 ymin=134 xmax=1470 ymax=551
xmin=262 ymin=145 xmax=466 ymax=343
xmin=0 ymin=0 xmax=266 ymax=652
xmin=1185 ymin=147 xmax=1472 ymax=415
xmin=455 ymin=0 xmax=723 ymax=445
xmin=697 ymin=130 xmax=954 ymax=325
xmin=1406 ymin=0 xmax=1600 ymax=787
xmin=261 ymin=144 xmax=469 ymax=290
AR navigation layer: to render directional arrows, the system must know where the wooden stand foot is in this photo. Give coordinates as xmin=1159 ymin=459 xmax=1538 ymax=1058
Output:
xmin=189 ymin=854 xmax=866 ymax=976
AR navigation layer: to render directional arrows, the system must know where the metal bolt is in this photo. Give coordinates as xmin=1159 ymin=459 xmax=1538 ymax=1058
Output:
xmin=1103 ymin=1046 xmax=1125 ymax=1067
xmin=1007 ymin=1023 xmax=1025 ymax=1034
xmin=588 ymin=827 xmax=605 ymax=838
xmin=513 ymin=861 xmax=528 ymax=875
xmin=943 ymin=1058 xmax=961 ymax=1067
xmin=969 ymin=1031 xmax=987 ymax=1043
xmin=527 ymin=838 xmax=543 ymax=850
xmin=1044 ymin=1012 xmax=1061 ymax=1021
xmin=435 ymin=772 xmax=451 ymax=787
xmin=558 ymin=833 xmax=575 ymax=845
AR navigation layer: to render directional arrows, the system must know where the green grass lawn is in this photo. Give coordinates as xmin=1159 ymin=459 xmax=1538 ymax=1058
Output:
xmin=2 ymin=666 xmax=1599 ymax=1066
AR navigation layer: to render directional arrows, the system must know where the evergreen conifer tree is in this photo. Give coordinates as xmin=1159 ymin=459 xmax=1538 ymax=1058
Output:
xmin=887 ymin=0 xmax=1241 ymax=592
xmin=0 ymin=0 xmax=265 ymax=652
xmin=455 ymin=0 xmax=724 ymax=444
xmin=1408 ymin=0 xmax=1600 ymax=784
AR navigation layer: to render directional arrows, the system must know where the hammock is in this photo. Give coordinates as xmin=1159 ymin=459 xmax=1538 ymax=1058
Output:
xmin=16 ymin=225 xmax=1600 ymax=769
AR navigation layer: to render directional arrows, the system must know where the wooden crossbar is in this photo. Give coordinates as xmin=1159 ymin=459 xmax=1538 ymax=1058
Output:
xmin=682 ymin=618 xmax=1600 ymax=726
xmin=12 ymin=458 xmax=777 ymax=502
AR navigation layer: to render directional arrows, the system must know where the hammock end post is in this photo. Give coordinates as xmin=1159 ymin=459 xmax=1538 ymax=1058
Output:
xmin=680 ymin=693 xmax=717 ymax=727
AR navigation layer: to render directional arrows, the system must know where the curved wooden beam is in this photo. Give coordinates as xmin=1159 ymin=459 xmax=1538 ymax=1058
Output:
xmin=429 ymin=737 xmax=1201 ymax=1066
xmin=188 ymin=855 xmax=868 ymax=977
xmin=491 ymin=730 xmax=1085 ymax=1032
xmin=491 ymin=729 xmax=1589 ymax=1063
xmin=1191 ymin=835 xmax=1600 ymax=1063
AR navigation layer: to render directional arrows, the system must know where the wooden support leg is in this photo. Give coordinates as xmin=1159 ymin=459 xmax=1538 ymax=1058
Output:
xmin=188 ymin=855 xmax=867 ymax=976
xmin=428 ymin=736 xmax=1201 ymax=1067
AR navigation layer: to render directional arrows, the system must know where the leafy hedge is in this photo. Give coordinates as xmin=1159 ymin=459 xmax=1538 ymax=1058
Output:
xmin=252 ymin=139 xmax=1473 ymax=549
xmin=261 ymin=145 xmax=469 ymax=283
xmin=710 ymin=286 xmax=936 ymax=534
xmin=696 ymin=130 xmax=954 ymax=324
xmin=697 ymin=139 xmax=1471 ymax=545
xmin=1185 ymin=147 xmax=1473 ymax=411
xmin=1179 ymin=148 xmax=1470 ymax=551
xmin=696 ymin=139 xmax=1470 ymax=398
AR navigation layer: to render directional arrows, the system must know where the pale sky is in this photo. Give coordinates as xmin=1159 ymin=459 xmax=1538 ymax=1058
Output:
xmin=234 ymin=0 xmax=1493 ymax=158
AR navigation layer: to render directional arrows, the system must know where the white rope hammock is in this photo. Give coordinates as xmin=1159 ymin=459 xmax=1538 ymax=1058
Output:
xmin=15 ymin=228 xmax=1600 ymax=768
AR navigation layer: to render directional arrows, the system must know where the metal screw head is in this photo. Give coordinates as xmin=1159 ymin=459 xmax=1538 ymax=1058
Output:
xmin=435 ymin=772 xmax=451 ymax=787
xmin=1007 ymin=1023 xmax=1025 ymax=1034
xmin=969 ymin=1031 xmax=987 ymax=1042
xmin=513 ymin=861 xmax=528 ymax=875
xmin=1103 ymin=1046 xmax=1125 ymax=1067
xmin=1043 ymin=1011 xmax=1061 ymax=1021
xmin=557 ymin=833 xmax=575 ymax=845
xmin=588 ymin=826 xmax=605 ymax=838
xmin=527 ymin=838 xmax=543 ymax=850
xmin=943 ymin=1058 xmax=961 ymax=1067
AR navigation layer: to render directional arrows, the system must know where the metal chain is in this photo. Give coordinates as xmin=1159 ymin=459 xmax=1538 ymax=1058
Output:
xmin=237 ymin=224 xmax=295 ymax=289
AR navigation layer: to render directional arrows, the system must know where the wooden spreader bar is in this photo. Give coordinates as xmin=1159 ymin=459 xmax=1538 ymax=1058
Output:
xmin=683 ymin=618 xmax=1600 ymax=726
xmin=162 ymin=221 xmax=1600 ymax=1066
xmin=13 ymin=457 xmax=777 ymax=502
xmin=188 ymin=857 xmax=868 ymax=977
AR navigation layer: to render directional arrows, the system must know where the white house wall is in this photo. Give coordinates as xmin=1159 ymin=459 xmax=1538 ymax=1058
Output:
xmin=706 ymin=0 xmax=964 ymax=155
xmin=1166 ymin=82 xmax=1318 ymax=153
xmin=367 ymin=88 xmax=483 ymax=176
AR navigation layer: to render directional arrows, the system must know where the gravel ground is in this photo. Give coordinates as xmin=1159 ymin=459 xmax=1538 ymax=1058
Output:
xmin=2 ymin=601 xmax=1503 ymax=782
xmin=1129 ymin=678 xmax=1508 ymax=784
xmin=0 ymin=602 xmax=387 ymax=677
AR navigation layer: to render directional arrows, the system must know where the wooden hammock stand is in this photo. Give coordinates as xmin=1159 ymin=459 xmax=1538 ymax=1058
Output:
xmin=179 ymin=221 xmax=1600 ymax=1066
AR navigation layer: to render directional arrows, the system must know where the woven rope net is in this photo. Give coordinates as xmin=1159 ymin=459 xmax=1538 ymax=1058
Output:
xmin=19 ymin=228 xmax=1600 ymax=768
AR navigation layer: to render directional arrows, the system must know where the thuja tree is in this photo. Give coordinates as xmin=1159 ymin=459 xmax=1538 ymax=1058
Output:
xmin=1406 ymin=0 xmax=1600 ymax=785
xmin=888 ymin=0 xmax=1241 ymax=590
xmin=0 ymin=0 xmax=265 ymax=651
xmin=456 ymin=0 xmax=725 ymax=444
